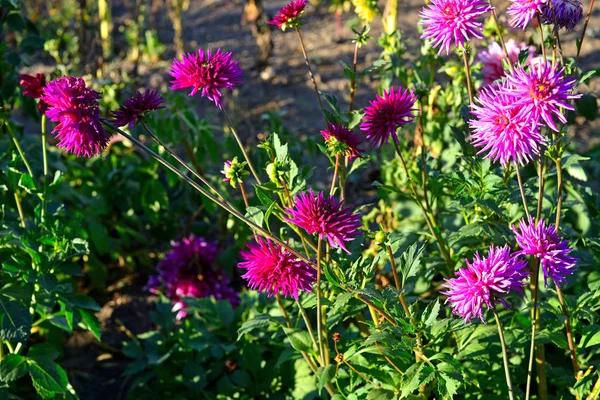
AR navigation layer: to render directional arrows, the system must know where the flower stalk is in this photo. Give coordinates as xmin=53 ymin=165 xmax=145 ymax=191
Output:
xmin=294 ymin=27 xmax=325 ymax=113
xmin=493 ymin=308 xmax=515 ymax=400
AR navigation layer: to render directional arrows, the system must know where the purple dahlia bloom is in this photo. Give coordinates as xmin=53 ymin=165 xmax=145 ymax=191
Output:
xmin=443 ymin=245 xmax=529 ymax=322
xmin=238 ymin=237 xmax=316 ymax=299
xmin=512 ymin=217 xmax=578 ymax=287
xmin=269 ymin=0 xmax=307 ymax=30
xmin=469 ymin=83 xmax=546 ymax=166
xmin=508 ymin=0 xmax=546 ymax=29
xmin=286 ymin=189 xmax=362 ymax=253
xmin=19 ymin=73 xmax=49 ymax=113
xmin=169 ymin=48 xmax=243 ymax=108
xmin=41 ymin=76 xmax=110 ymax=158
xmin=360 ymin=86 xmax=417 ymax=148
xmin=147 ymin=235 xmax=239 ymax=319
xmin=477 ymin=40 xmax=536 ymax=87
xmin=505 ymin=60 xmax=581 ymax=132
xmin=419 ymin=0 xmax=491 ymax=55
xmin=320 ymin=123 xmax=364 ymax=161
xmin=542 ymin=0 xmax=583 ymax=31
xmin=111 ymin=89 xmax=166 ymax=128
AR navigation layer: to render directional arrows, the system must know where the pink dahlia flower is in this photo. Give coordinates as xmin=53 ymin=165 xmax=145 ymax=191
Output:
xmin=238 ymin=237 xmax=316 ymax=299
xmin=477 ymin=40 xmax=536 ymax=87
xmin=269 ymin=0 xmax=307 ymax=30
xmin=419 ymin=0 xmax=491 ymax=55
xmin=443 ymin=245 xmax=529 ymax=322
xmin=111 ymin=89 xmax=165 ymax=128
xmin=169 ymin=48 xmax=243 ymax=108
xmin=541 ymin=0 xmax=583 ymax=31
xmin=320 ymin=123 xmax=364 ymax=161
xmin=505 ymin=60 xmax=581 ymax=131
xmin=469 ymin=83 xmax=546 ymax=166
xmin=360 ymin=86 xmax=417 ymax=148
xmin=41 ymin=76 xmax=110 ymax=158
xmin=286 ymin=188 xmax=362 ymax=253
xmin=508 ymin=0 xmax=546 ymax=29
xmin=512 ymin=217 xmax=578 ymax=287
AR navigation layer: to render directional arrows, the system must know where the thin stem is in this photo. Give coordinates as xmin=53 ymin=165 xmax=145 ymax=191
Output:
xmin=103 ymin=121 xmax=313 ymax=267
xmin=0 ymin=340 xmax=4 ymax=361
xmin=330 ymin=154 xmax=340 ymax=196
xmin=239 ymin=182 xmax=250 ymax=208
xmin=181 ymin=138 xmax=205 ymax=175
xmin=3 ymin=116 xmax=34 ymax=178
xmin=537 ymin=14 xmax=547 ymax=62
xmin=461 ymin=44 xmax=474 ymax=105
xmin=554 ymin=283 xmax=580 ymax=376
xmin=294 ymin=27 xmax=325 ymax=113
xmin=352 ymin=292 xmax=397 ymax=326
xmin=514 ymin=162 xmax=532 ymax=220
xmin=526 ymin=260 xmax=541 ymax=400
xmin=276 ymin=294 xmax=291 ymax=326
xmin=41 ymin=114 xmax=48 ymax=223
xmin=555 ymin=156 xmax=563 ymax=227
xmin=488 ymin=0 xmax=513 ymax=71
xmin=536 ymin=151 xmax=545 ymax=222
xmin=386 ymin=245 xmax=410 ymax=317
xmin=221 ymin=108 xmax=262 ymax=184
xmin=349 ymin=40 xmax=359 ymax=112
xmin=417 ymin=99 xmax=431 ymax=212
xmin=575 ymin=0 xmax=595 ymax=65
xmin=14 ymin=192 xmax=26 ymax=228
xmin=316 ymin=237 xmax=326 ymax=367
xmin=493 ymin=308 xmax=515 ymax=400
xmin=296 ymin=300 xmax=319 ymax=355
xmin=375 ymin=342 xmax=403 ymax=375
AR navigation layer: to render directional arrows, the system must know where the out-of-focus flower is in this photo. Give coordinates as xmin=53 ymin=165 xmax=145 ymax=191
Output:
xmin=238 ymin=237 xmax=316 ymax=298
xmin=469 ymin=83 xmax=546 ymax=166
xmin=508 ymin=0 xmax=546 ymax=29
xmin=18 ymin=73 xmax=49 ymax=113
xmin=268 ymin=0 xmax=307 ymax=31
xmin=146 ymin=235 xmax=239 ymax=319
xmin=419 ymin=0 xmax=491 ymax=55
xmin=320 ymin=123 xmax=363 ymax=161
xmin=360 ymin=86 xmax=417 ymax=148
xmin=286 ymin=188 xmax=362 ymax=253
xmin=111 ymin=89 xmax=166 ymax=128
xmin=443 ymin=245 xmax=529 ymax=322
xmin=221 ymin=156 xmax=249 ymax=188
xmin=169 ymin=49 xmax=243 ymax=108
xmin=541 ymin=0 xmax=583 ymax=31
xmin=41 ymin=76 xmax=110 ymax=157
xmin=512 ymin=217 xmax=578 ymax=287
xmin=505 ymin=60 xmax=581 ymax=131
xmin=477 ymin=40 xmax=536 ymax=86
xmin=352 ymin=0 xmax=379 ymax=23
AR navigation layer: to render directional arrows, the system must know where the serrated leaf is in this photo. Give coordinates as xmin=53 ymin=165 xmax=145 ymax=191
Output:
xmin=28 ymin=360 xmax=68 ymax=397
xmin=400 ymin=243 xmax=425 ymax=287
xmin=422 ymin=299 xmax=441 ymax=327
xmin=400 ymin=363 xmax=436 ymax=398
xmin=0 ymin=296 xmax=31 ymax=342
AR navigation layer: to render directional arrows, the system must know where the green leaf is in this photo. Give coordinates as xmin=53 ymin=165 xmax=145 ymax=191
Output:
xmin=283 ymin=327 xmax=314 ymax=353
xmin=575 ymin=94 xmax=598 ymax=121
xmin=18 ymin=173 xmax=36 ymax=193
xmin=28 ymin=360 xmax=68 ymax=398
xmin=272 ymin=133 xmax=288 ymax=161
xmin=237 ymin=313 xmax=273 ymax=339
xmin=245 ymin=206 xmax=264 ymax=228
xmin=0 ymin=296 xmax=31 ymax=342
xmin=422 ymin=299 xmax=440 ymax=328
xmin=316 ymin=365 xmax=336 ymax=394
xmin=0 ymin=354 xmax=28 ymax=382
xmin=27 ymin=344 xmax=60 ymax=362
xmin=366 ymin=389 xmax=395 ymax=399
xmin=400 ymin=363 xmax=436 ymax=398
xmin=400 ymin=243 xmax=425 ymax=287
xmin=64 ymin=294 xmax=101 ymax=312
xmin=79 ymin=309 xmax=101 ymax=340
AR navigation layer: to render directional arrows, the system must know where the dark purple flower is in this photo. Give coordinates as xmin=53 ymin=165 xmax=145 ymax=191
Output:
xmin=443 ymin=245 xmax=529 ymax=322
xmin=238 ymin=237 xmax=316 ymax=299
xmin=169 ymin=49 xmax=243 ymax=108
xmin=542 ymin=0 xmax=583 ymax=31
xmin=505 ymin=60 xmax=581 ymax=132
xmin=19 ymin=73 xmax=49 ymax=113
xmin=147 ymin=235 xmax=239 ymax=319
xmin=286 ymin=188 xmax=362 ymax=253
xmin=508 ymin=0 xmax=545 ymax=29
xmin=469 ymin=83 xmax=546 ymax=166
xmin=268 ymin=0 xmax=307 ymax=30
xmin=419 ymin=0 xmax=491 ymax=55
xmin=360 ymin=86 xmax=417 ymax=148
xmin=320 ymin=123 xmax=364 ymax=161
xmin=41 ymin=76 xmax=110 ymax=158
xmin=111 ymin=89 xmax=165 ymax=128
xmin=512 ymin=217 xmax=578 ymax=287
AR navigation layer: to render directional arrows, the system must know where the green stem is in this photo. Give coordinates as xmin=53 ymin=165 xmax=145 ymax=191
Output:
xmin=537 ymin=14 xmax=547 ymax=62
xmin=575 ymin=0 xmax=594 ymax=66
xmin=296 ymin=300 xmax=319 ymax=354
xmin=3 ymin=115 xmax=34 ymax=178
xmin=493 ymin=308 xmax=515 ymax=400
xmin=514 ymin=162 xmax=532 ymax=220
xmin=316 ymin=237 xmax=326 ymax=367
xmin=554 ymin=282 xmax=580 ymax=376
xmin=221 ymin=108 xmax=262 ymax=184
xmin=330 ymin=154 xmax=340 ymax=197
xmin=294 ymin=27 xmax=325 ymax=114
xmin=461 ymin=44 xmax=474 ymax=104
xmin=349 ymin=40 xmax=359 ymax=112
xmin=41 ymin=114 xmax=48 ymax=223
xmin=14 ymin=192 xmax=26 ymax=228
xmin=488 ymin=0 xmax=513 ymax=71
xmin=386 ymin=245 xmax=410 ymax=317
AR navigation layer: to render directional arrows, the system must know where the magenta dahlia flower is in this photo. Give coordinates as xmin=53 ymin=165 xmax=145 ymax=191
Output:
xmin=269 ymin=0 xmax=307 ymax=30
xmin=505 ymin=60 xmax=581 ymax=132
xmin=469 ymin=83 xmax=546 ymax=166
xmin=419 ymin=0 xmax=491 ymax=55
xmin=321 ymin=123 xmax=364 ymax=161
xmin=360 ymin=87 xmax=417 ymax=148
xmin=169 ymin=48 xmax=243 ymax=108
xmin=508 ymin=0 xmax=546 ymax=29
xmin=41 ymin=76 xmax=110 ymax=157
xmin=443 ymin=245 xmax=529 ymax=322
xmin=285 ymin=189 xmax=362 ymax=253
xmin=146 ymin=235 xmax=239 ymax=319
xmin=238 ymin=237 xmax=316 ymax=298
xmin=542 ymin=0 xmax=583 ymax=31
xmin=512 ymin=217 xmax=578 ymax=287
xmin=111 ymin=89 xmax=165 ymax=128
xmin=477 ymin=40 xmax=536 ymax=87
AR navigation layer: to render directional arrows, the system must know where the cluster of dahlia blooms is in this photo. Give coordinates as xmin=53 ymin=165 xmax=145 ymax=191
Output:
xmin=469 ymin=60 xmax=580 ymax=166
xmin=146 ymin=235 xmax=239 ymax=319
